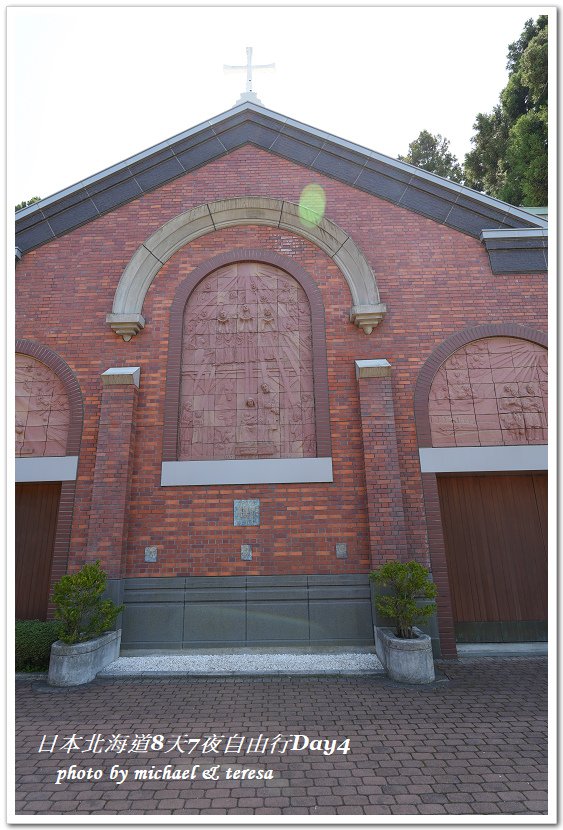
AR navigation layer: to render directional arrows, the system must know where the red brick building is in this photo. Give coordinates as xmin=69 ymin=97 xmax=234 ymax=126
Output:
xmin=15 ymin=103 xmax=548 ymax=657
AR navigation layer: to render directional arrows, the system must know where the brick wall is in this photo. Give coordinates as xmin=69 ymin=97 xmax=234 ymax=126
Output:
xmin=15 ymin=145 xmax=547 ymax=579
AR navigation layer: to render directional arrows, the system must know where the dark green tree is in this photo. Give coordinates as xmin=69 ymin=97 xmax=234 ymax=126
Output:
xmin=464 ymin=16 xmax=548 ymax=206
xmin=15 ymin=197 xmax=41 ymax=211
xmin=398 ymin=130 xmax=463 ymax=182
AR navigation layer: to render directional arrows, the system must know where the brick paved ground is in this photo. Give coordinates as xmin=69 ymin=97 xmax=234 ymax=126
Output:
xmin=14 ymin=656 xmax=548 ymax=817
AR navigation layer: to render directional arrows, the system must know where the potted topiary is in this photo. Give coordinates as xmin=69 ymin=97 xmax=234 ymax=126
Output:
xmin=369 ymin=560 xmax=437 ymax=683
xmin=48 ymin=561 xmax=124 ymax=686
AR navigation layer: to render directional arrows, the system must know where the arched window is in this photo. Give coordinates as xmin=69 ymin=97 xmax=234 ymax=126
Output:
xmin=179 ymin=260 xmax=316 ymax=461
xmin=428 ymin=336 xmax=547 ymax=447
xmin=162 ymin=249 xmax=332 ymax=485
xmin=15 ymin=354 xmax=71 ymax=457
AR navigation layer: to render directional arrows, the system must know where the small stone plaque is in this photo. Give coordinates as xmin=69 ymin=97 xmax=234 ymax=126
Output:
xmin=336 ymin=543 xmax=348 ymax=559
xmin=145 ymin=546 xmax=158 ymax=563
xmin=234 ymin=499 xmax=260 ymax=527
xmin=241 ymin=545 xmax=253 ymax=561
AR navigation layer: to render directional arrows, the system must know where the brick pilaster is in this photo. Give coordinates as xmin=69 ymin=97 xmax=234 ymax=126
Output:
xmin=421 ymin=473 xmax=458 ymax=658
xmin=355 ymin=360 xmax=409 ymax=566
xmin=86 ymin=367 xmax=140 ymax=578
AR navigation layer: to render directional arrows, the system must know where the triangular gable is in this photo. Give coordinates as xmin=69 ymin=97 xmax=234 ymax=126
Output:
xmin=15 ymin=102 xmax=547 ymax=259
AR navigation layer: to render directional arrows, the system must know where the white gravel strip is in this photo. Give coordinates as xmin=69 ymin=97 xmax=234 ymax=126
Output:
xmin=98 ymin=652 xmax=384 ymax=676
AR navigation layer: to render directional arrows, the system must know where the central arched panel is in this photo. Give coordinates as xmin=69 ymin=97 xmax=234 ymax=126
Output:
xmin=179 ymin=260 xmax=316 ymax=462
xmin=161 ymin=248 xmax=333 ymax=485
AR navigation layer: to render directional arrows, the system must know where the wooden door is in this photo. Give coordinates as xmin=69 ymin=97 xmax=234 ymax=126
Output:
xmin=15 ymin=482 xmax=61 ymax=619
xmin=437 ymin=474 xmax=547 ymax=642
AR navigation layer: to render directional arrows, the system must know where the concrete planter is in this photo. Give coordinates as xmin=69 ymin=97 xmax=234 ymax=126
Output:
xmin=375 ymin=626 xmax=435 ymax=684
xmin=48 ymin=629 xmax=121 ymax=687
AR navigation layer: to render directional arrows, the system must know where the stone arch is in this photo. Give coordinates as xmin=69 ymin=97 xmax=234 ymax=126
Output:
xmin=106 ymin=197 xmax=386 ymax=340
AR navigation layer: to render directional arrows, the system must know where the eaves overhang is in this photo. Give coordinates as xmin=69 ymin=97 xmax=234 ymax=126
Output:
xmin=480 ymin=228 xmax=548 ymax=274
xmin=15 ymin=101 xmax=548 ymax=260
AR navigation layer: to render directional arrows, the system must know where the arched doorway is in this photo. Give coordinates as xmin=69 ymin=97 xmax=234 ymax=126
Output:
xmin=415 ymin=326 xmax=548 ymax=647
xmin=15 ymin=341 xmax=83 ymax=619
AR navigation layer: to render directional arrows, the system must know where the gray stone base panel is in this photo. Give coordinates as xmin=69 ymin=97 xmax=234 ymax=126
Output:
xmin=120 ymin=574 xmax=375 ymax=650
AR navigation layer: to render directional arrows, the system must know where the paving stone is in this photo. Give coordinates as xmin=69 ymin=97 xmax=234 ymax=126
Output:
xmin=224 ymin=807 xmax=256 ymax=814
xmin=14 ymin=657 xmax=548 ymax=816
xmin=363 ymin=806 xmax=392 ymax=814
xmin=444 ymin=803 xmax=476 ymax=813
xmin=418 ymin=803 xmax=448 ymax=814
xmin=524 ymin=800 xmax=549 ymax=812
xmin=18 ymin=801 xmax=52 ymax=812
xmin=498 ymin=801 xmax=528 ymax=813
xmin=335 ymin=806 xmax=365 ymax=814
xmin=156 ymin=799 xmax=186 ymax=809
xmin=391 ymin=805 xmax=420 ymax=814
xmin=263 ymin=797 xmax=290 ymax=807
xmin=420 ymin=793 xmax=449 ymax=804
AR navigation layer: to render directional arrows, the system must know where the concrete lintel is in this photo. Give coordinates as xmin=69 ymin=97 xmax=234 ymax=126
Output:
xmin=161 ymin=457 xmax=333 ymax=486
xmin=419 ymin=444 xmax=548 ymax=473
xmin=102 ymin=367 xmax=141 ymax=387
xmin=16 ymin=455 xmax=79 ymax=482
xmin=355 ymin=359 xmax=392 ymax=379
xmin=480 ymin=228 xmax=548 ymax=241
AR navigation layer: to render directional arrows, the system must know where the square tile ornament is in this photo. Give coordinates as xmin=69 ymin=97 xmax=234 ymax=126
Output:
xmin=144 ymin=546 xmax=158 ymax=562
xmin=234 ymin=499 xmax=260 ymax=526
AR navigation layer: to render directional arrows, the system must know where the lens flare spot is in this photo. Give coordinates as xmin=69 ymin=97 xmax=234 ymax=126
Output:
xmin=298 ymin=184 xmax=326 ymax=228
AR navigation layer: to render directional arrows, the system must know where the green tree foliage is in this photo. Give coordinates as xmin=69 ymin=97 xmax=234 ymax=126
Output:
xmin=52 ymin=561 xmax=124 ymax=645
xmin=519 ymin=27 xmax=548 ymax=107
xmin=504 ymin=108 xmax=548 ymax=205
xmin=398 ymin=130 xmax=463 ymax=182
xmin=464 ymin=16 xmax=548 ymax=206
xmin=15 ymin=197 xmax=41 ymax=211
xmin=369 ymin=560 xmax=437 ymax=639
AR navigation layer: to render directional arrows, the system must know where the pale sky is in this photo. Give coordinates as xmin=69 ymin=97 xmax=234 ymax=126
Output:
xmin=9 ymin=5 xmax=551 ymax=204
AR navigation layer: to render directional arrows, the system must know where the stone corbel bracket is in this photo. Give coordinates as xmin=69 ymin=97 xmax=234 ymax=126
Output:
xmin=350 ymin=305 xmax=387 ymax=335
xmin=106 ymin=197 xmax=387 ymax=339
xmin=106 ymin=313 xmax=146 ymax=342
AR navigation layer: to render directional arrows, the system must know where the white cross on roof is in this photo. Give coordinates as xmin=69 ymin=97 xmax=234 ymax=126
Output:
xmin=224 ymin=47 xmax=275 ymax=105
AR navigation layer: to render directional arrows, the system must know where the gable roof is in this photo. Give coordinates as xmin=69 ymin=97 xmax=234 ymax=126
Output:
xmin=15 ymin=102 xmax=548 ymax=272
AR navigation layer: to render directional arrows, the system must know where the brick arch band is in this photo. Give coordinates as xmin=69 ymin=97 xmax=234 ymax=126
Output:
xmin=162 ymin=249 xmax=332 ymax=464
xmin=106 ymin=197 xmax=387 ymax=340
xmin=15 ymin=338 xmax=84 ymax=454
xmin=15 ymin=339 xmax=84 ymax=615
xmin=414 ymin=323 xmax=548 ymax=448
xmin=412 ymin=323 xmax=547 ymax=659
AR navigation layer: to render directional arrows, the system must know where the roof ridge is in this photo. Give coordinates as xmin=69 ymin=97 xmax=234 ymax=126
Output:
xmin=15 ymin=103 xmax=547 ymax=256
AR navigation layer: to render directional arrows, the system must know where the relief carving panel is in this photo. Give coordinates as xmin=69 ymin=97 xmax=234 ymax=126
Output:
xmin=15 ymin=354 xmax=70 ymax=457
xmin=429 ymin=337 xmax=547 ymax=447
xmin=179 ymin=262 xmax=316 ymax=460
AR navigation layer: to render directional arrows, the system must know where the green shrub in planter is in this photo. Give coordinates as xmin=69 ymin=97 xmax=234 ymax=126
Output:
xmin=15 ymin=620 xmax=61 ymax=671
xmin=369 ymin=560 xmax=437 ymax=639
xmin=52 ymin=560 xmax=124 ymax=645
